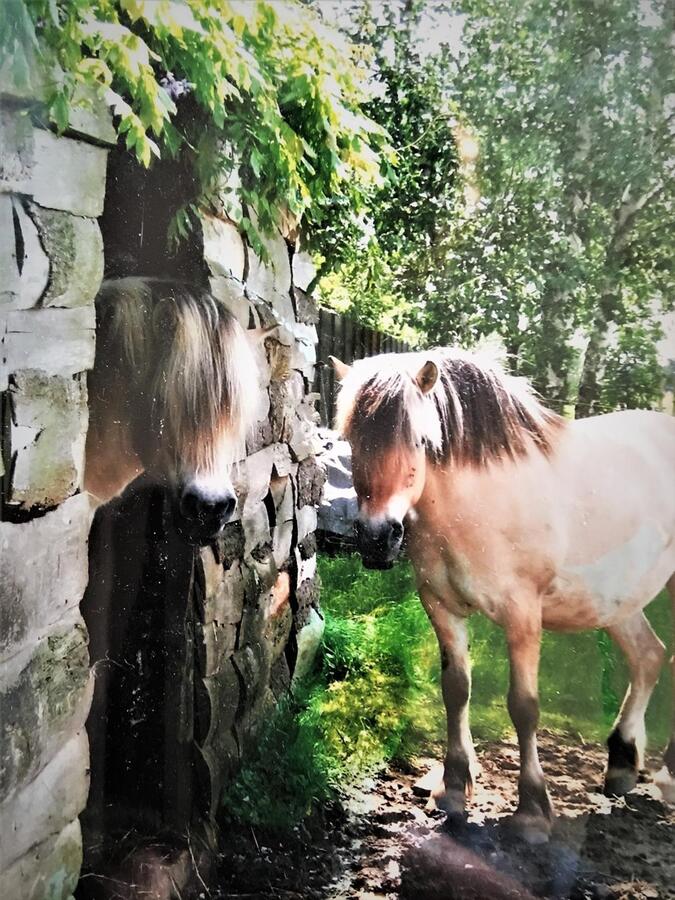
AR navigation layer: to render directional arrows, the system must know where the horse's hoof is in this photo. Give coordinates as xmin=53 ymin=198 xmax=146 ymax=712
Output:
xmin=603 ymin=768 xmax=638 ymax=797
xmin=427 ymin=786 xmax=467 ymax=818
xmin=413 ymin=763 xmax=444 ymax=798
xmin=442 ymin=809 xmax=470 ymax=832
xmin=654 ymin=765 xmax=675 ymax=804
xmin=502 ymin=812 xmax=553 ymax=845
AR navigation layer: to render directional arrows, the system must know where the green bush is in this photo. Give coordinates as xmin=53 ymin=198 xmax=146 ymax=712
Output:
xmin=222 ymin=555 xmax=446 ymax=829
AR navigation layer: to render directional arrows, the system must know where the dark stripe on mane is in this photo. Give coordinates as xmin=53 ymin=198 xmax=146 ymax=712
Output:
xmin=433 ymin=356 xmax=561 ymax=464
xmin=341 ymin=350 xmax=563 ymax=467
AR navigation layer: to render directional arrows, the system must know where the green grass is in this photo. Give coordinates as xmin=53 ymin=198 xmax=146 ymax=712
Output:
xmin=222 ymin=555 xmax=672 ymax=831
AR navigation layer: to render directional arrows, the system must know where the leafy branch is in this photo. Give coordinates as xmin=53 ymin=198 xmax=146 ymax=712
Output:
xmin=2 ymin=0 xmax=392 ymax=250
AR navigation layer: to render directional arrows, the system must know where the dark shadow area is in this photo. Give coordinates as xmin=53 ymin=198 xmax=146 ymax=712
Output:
xmin=100 ymin=112 xmax=209 ymax=284
xmin=206 ymin=734 xmax=675 ymax=899
xmin=77 ymin=477 xmax=203 ymax=899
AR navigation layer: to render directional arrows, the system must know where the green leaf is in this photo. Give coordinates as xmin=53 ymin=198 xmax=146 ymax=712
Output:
xmin=52 ymin=92 xmax=70 ymax=133
xmin=250 ymin=147 xmax=263 ymax=179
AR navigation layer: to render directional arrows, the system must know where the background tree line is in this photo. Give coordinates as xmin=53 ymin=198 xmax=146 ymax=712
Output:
xmin=311 ymin=0 xmax=674 ymax=416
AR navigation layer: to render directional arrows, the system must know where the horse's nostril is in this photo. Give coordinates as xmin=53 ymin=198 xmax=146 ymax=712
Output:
xmin=180 ymin=489 xmax=236 ymax=524
xmin=213 ymin=494 xmax=236 ymax=522
xmin=180 ymin=489 xmax=201 ymax=520
xmin=390 ymin=520 xmax=404 ymax=541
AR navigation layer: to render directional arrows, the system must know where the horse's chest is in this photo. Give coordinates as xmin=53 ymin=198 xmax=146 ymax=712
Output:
xmin=415 ymin=545 xmax=502 ymax=619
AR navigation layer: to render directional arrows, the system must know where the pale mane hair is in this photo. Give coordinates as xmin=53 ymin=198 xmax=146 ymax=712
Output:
xmin=336 ymin=347 xmax=564 ymax=466
xmin=95 ymin=277 xmax=256 ymax=471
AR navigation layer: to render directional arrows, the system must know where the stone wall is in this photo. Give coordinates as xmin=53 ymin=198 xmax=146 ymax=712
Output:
xmin=197 ymin=205 xmax=325 ymax=801
xmin=1 ymin=81 xmax=326 ymax=897
xmin=0 ymin=83 xmax=114 ymax=899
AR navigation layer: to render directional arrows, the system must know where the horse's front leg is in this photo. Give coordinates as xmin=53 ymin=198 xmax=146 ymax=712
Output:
xmin=421 ymin=590 xmax=477 ymax=820
xmin=504 ymin=601 xmax=553 ymax=843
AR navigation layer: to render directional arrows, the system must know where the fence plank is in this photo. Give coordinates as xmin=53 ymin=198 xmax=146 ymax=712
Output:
xmin=314 ymin=309 xmax=412 ymax=426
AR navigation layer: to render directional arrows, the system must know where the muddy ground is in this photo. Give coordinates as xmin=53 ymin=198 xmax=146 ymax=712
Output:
xmin=216 ymin=731 xmax=674 ymax=900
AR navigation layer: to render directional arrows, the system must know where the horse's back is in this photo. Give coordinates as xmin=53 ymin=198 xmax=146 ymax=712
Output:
xmin=566 ymin=410 xmax=675 ymax=518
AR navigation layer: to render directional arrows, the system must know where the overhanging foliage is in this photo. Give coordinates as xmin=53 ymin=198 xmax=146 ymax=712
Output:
xmin=1 ymin=0 xmax=391 ymax=254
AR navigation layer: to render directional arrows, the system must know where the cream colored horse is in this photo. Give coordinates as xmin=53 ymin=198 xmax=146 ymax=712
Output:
xmin=332 ymin=348 xmax=675 ymax=842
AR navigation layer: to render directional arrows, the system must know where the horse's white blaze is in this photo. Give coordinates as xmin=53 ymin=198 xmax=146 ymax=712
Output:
xmin=181 ymin=434 xmax=239 ymax=523
xmin=366 ymin=490 xmax=416 ymax=523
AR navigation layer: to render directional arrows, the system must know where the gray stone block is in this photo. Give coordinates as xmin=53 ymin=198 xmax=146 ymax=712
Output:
xmin=209 ymin=274 xmax=250 ymax=327
xmin=0 ymin=60 xmax=115 ymax=150
xmin=1 ymin=121 xmax=107 ymax=218
xmin=2 ymin=307 xmax=95 ymax=382
xmin=0 ymin=104 xmax=33 ymax=194
xmin=291 ymin=249 xmax=316 ymax=292
xmin=65 ymin=85 xmax=116 ymax=146
xmin=0 ymin=494 xmax=90 ymax=660
xmin=0 ymin=818 xmax=82 ymax=900
xmin=202 ymin=213 xmax=246 ymax=281
xmin=292 ymin=606 xmax=325 ymax=687
xmin=0 ymin=195 xmax=20 ymax=305
xmin=6 ymin=370 xmax=88 ymax=509
xmin=0 ymin=197 xmax=49 ymax=310
xmin=30 ymin=129 xmax=108 ymax=217
xmin=27 ymin=203 xmax=104 ymax=308
xmin=0 ymin=731 xmax=89 ymax=870
xmin=245 ymin=217 xmax=292 ymax=301
xmin=316 ymin=430 xmax=358 ymax=538
xmin=0 ymin=615 xmax=91 ymax=805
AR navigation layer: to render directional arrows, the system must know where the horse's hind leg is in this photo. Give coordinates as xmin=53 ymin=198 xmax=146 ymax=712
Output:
xmin=655 ymin=575 xmax=675 ymax=803
xmin=604 ymin=611 xmax=665 ymax=797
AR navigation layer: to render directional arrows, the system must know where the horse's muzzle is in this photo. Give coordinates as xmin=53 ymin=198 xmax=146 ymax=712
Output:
xmin=176 ymin=484 xmax=237 ymax=545
xmin=354 ymin=517 xmax=404 ymax=570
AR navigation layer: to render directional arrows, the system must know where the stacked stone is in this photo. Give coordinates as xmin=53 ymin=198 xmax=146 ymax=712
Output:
xmin=0 ymin=82 xmax=327 ymax=894
xmin=196 ymin=208 xmax=326 ymax=810
xmin=0 ymin=84 xmax=114 ymax=898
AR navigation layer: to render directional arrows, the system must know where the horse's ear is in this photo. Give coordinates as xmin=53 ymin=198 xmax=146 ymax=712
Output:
xmin=329 ymin=356 xmax=351 ymax=381
xmin=247 ymin=325 xmax=278 ymax=345
xmin=415 ymin=360 xmax=439 ymax=394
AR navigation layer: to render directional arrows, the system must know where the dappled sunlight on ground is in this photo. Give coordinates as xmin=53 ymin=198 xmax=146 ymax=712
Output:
xmin=218 ymin=731 xmax=674 ymax=899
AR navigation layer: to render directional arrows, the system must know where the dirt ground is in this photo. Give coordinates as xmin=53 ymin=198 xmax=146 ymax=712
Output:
xmin=216 ymin=731 xmax=674 ymax=900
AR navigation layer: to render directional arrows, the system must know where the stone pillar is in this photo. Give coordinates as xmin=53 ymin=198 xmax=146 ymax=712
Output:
xmin=196 ymin=208 xmax=325 ymax=809
xmin=0 ymin=81 xmax=114 ymax=900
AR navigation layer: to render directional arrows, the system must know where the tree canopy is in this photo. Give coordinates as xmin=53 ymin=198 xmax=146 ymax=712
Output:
xmin=3 ymin=0 xmax=672 ymax=413
xmin=429 ymin=0 xmax=675 ymax=415
xmin=317 ymin=0 xmax=674 ymax=414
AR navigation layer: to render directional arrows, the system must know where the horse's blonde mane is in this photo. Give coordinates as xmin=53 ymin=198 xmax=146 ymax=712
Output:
xmin=96 ymin=277 xmax=256 ymax=471
xmin=336 ymin=346 xmax=564 ymax=465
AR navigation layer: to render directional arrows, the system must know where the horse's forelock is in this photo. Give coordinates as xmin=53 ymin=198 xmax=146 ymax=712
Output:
xmin=154 ymin=288 xmax=254 ymax=473
xmin=97 ymin=277 xmax=153 ymax=375
xmin=337 ymin=357 xmax=443 ymax=461
xmin=122 ymin=283 xmax=251 ymax=471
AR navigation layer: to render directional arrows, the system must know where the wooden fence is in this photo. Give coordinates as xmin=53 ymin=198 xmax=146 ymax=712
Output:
xmin=313 ymin=308 xmax=412 ymax=426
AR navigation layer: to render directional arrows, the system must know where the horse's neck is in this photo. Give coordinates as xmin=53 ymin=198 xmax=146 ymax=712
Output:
xmin=84 ymin=406 xmax=144 ymax=505
xmin=408 ymin=452 xmax=554 ymax=567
